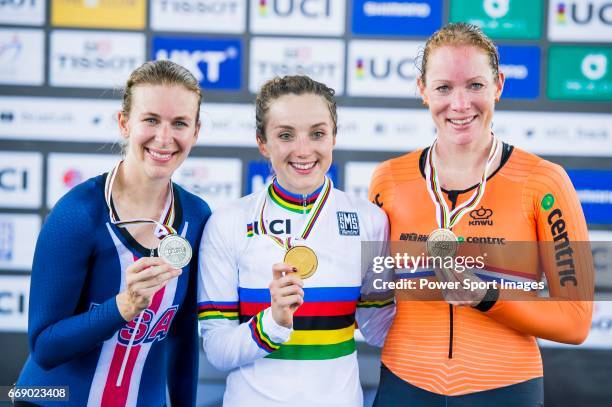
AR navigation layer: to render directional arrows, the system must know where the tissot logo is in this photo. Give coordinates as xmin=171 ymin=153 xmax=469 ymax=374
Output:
xmin=249 ymin=37 xmax=344 ymax=94
xmin=174 ymin=158 xmax=241 ymax=209
xmin=153 ymin=36 xmax=241 ymax=90
xmin=469 ymin=206 xmax=494 ymax=226
xmin=548 ymin=1 xmax=612 ymax=41
xmin=0 ymin=0 xmax=45 ymax=25
xmin=348 ymin=40 xmax=421 ymax=97
xmin=50 ymin=31 xmax=144 ymax=88
xmin=251 ymin=0 xmax=344 ymax=35
xmin=151 ymin=0 xmax=246 ymax=33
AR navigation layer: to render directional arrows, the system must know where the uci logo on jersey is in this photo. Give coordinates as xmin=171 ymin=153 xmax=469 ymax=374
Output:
xmin=337 ymin=212 xmax=360 ymax=236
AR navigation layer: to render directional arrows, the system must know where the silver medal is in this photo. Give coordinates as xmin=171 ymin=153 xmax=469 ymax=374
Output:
xmin=158 ymin=234 xmax=192 ymax=269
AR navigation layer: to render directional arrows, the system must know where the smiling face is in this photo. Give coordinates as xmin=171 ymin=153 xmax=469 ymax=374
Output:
xmin=418 ymin=45 xmax=504 ymax=148
xmin=257 ymin=93 xmax=336 ymax=195
xmin=118 ymin=84 xmax=200 ymax=182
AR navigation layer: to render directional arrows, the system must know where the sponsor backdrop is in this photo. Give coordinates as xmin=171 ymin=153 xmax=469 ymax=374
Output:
xmin=1 ymin=0 xmax=611 ymax=404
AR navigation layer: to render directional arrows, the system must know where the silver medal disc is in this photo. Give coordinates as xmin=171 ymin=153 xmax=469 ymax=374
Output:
xmin=158 ymin=234 xmax=192 ymax=269
xmin=426 ymin=228 xmax=459 ymax=258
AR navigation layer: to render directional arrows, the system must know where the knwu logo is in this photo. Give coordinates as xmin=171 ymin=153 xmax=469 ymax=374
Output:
xmin=156 ymin=47 xmax=238 ymax=83
xmin=483 ymin=0 xmax=510 ymax=18
xmin=581 ymin=54 xmax=607 ymax=80
xmin=258 ymin=0 xmax=331 ymax=17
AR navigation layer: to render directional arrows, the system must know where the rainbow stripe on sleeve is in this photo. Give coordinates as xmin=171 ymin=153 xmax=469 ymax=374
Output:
xmin=239 ymin=286 xmax=361 ymax=360
xmin=198 ymin=301 xmax=239 ymax=320
xmin=249 ymin=310 xmax=282 ymax=353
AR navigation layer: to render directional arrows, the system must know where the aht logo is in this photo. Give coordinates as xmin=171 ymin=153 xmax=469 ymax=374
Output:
xmin=555 ymin=1 xmax=612 ymax=25
xmin=156 ymin=47 xmax=238 ymax=83
xmin=0 ymin=167 xmax=28 ymax=191
xmin=581 ymin=54 xmax=607 ymax=80
xmin=355 ymin=56 xmax=416 ymax=81
xmin=483 ymin=0 xmax=510 ymax=19
xmin=259 ymin=0 xmax=331 ymax=17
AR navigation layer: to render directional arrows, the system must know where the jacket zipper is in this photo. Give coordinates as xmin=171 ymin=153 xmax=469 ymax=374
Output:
xmin=447 ymin=190 xmax=459 ymax=359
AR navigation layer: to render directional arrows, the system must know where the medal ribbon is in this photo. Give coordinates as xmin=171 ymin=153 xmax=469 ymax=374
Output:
xmin=425 ymin=135 xmax=500 ymax=230
xmin=104 ymin=161 xmax=176 ymax=237
xmin=258 ymin=176 xmax=332 ymax=251
xmin=105 ymin=161 xmax=177 ymax=387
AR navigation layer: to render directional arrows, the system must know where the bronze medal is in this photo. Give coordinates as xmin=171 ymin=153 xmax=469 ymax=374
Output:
xmin=426 ymin=228 xmax=459 ymax=258
xmin=284 ymin=245 xmax=318 ymax=279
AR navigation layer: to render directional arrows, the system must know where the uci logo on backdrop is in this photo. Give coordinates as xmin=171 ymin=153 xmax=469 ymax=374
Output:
xmin=250 ymin=0 xmax=345 ymax=35
xmin=152 ymin=36 xmax=242 ymax=90
xmin=347 ymin=40 xmax=421 ymax=98
xmin=548 ymin=0 xmax=612 ymax=41
xmin=0 ymin=152 xmax=42 ymax=209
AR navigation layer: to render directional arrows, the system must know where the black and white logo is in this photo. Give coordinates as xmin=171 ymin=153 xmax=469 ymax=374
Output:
xmin=337 ymin=211 xmax=360 ymax=236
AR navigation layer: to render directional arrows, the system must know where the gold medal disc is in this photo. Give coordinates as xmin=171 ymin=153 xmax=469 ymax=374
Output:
xmin=426 ymin=228 xmax=459 ymax=258
xmin=284 ymin=246 xmax=318 ymax=279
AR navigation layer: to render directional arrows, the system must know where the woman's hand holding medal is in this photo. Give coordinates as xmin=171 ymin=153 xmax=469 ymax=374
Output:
xmin=116 ymin=257 xmax=182 ymax=321
xmin=269 ymin=263 xmax=305 ymax=328
xmin=432 ymin=266 xmax=487 ymax=307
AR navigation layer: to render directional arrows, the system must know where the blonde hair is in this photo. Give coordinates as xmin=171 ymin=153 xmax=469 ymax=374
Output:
xmin=419 ymin=22 xmax=500 ymax=85
xmin=121 ymin=60 xmax=202 ymax=120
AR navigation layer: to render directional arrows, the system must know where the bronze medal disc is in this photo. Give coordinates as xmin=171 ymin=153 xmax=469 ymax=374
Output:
xmin=284 ymin=246 xmax=318 ymax=279
xmin=426 ymin=228 xmax=459 ymax=258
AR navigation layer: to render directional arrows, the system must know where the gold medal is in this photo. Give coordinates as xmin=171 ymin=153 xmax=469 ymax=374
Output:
xmin=426 ymin=228 xmax=459 ymax=258
xmin=284 ymin=245 xmax=318 ymax=279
